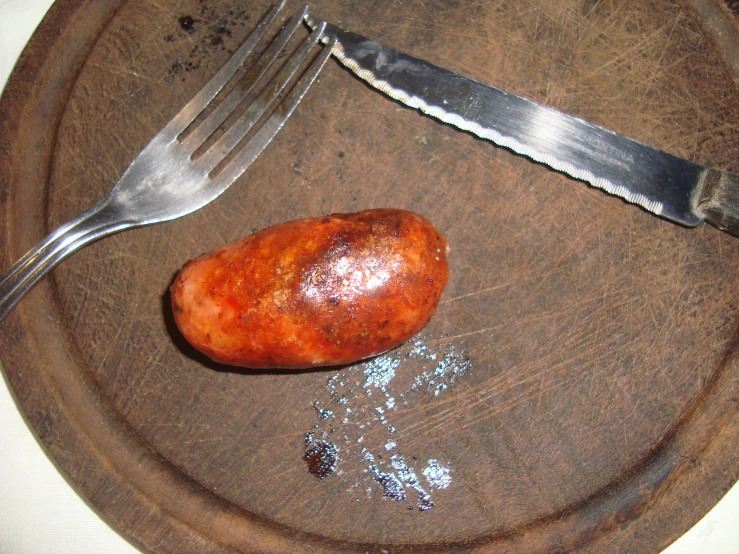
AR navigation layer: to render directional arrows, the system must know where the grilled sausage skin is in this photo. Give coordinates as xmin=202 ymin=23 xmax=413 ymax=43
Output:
xmin=171 ymin=209 xmax=449 ymax=369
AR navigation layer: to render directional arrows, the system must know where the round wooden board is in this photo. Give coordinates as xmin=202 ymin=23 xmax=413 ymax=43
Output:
xmin=2 ymin=0 xmax=739 ymax=552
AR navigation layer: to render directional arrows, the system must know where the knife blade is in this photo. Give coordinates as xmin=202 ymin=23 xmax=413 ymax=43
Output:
xmin=305 ymin=14 xmax=739 ymax=238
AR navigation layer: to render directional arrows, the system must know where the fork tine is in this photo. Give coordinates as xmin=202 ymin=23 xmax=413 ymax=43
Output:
xmin=0 ymin=5 xmax=331 ymax=321
xmin=212 ymin=30 xmax=333 ymax=187
xmin=162 ymin=0 xmax=288 ymax=137
xmin=182 ymin=5 xmax=309 ymax=152
xmin=195 ymin=23 xmax=328 ymax=174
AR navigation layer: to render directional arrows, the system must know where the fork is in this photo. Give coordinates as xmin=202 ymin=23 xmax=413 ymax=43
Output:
xmin=0 ymin=1 xmax=333 ymax=321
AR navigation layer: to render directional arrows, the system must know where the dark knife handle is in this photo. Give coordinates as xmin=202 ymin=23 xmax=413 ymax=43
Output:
xmin=697 ymin=169 xmax=739 ymax=238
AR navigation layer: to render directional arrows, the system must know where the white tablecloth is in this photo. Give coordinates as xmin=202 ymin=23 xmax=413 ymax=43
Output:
xmin=1 ymin=1 xmax=738 ymax=552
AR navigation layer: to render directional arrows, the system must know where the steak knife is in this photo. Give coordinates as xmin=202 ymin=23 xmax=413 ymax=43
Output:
xmin=305 ymin=14 xmax=739 ymax=238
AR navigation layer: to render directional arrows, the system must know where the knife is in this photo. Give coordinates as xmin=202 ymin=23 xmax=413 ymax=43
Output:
xmin=305 ymin=14 xmax=739 ymax=238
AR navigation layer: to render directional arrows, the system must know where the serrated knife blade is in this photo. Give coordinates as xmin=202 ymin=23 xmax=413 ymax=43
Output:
xmin=306 ymin=14 xmax=739 ymax=238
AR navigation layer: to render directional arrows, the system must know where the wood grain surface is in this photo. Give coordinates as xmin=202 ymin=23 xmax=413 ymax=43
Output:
xmin=1 ymin=0 xmax=739 ymax=552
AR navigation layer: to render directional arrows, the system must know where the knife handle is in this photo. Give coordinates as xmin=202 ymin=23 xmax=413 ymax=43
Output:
xmin=697 ymin=168 xmax=739 ymax=238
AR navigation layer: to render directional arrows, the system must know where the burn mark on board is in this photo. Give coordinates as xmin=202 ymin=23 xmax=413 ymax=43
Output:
xmin=164 ymin=3 xmax=255 ymax=83
xmin=179 ymin=15 xmax=196 ymax=33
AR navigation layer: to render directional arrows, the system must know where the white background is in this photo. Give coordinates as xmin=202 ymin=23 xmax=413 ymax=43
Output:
xmin=1 ymin=1 xmax=738 ymax=552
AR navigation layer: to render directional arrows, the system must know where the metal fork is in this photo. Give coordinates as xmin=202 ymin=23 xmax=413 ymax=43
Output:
xmin=0 ymin=2 xmax=332 ymax=321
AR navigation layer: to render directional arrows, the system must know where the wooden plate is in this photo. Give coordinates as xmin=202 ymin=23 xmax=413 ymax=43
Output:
xmin=2 ymin=0 xmax=739 ymax=552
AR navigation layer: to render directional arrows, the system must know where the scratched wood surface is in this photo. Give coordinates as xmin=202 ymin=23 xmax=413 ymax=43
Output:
xmin=1 ymin=0 xmax=739 ymax=552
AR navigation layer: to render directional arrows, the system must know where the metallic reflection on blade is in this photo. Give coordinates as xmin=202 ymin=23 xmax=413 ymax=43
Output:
xmin=305 ymin=15 xmax=710 ymax=228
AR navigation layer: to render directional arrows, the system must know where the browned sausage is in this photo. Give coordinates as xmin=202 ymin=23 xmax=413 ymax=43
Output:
xmin=170 ymin=209 xmax=449 ymax=369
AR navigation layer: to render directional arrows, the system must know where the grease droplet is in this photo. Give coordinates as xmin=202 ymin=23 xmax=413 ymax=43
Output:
xmin=304 ymin=440 xmax=339 ymax=479
xmin=370 ymin=465 xmax=406 ymax=502
xmin=423 ymin=460 xmax=452 ymax=490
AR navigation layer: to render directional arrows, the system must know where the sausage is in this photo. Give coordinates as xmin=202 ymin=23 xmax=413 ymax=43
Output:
xmin=170 ymin=209 xmax=449 ymax=369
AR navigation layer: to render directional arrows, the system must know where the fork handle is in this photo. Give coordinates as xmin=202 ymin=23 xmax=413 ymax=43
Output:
xmin=0 ymin=198 xmax=133 ymax=321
